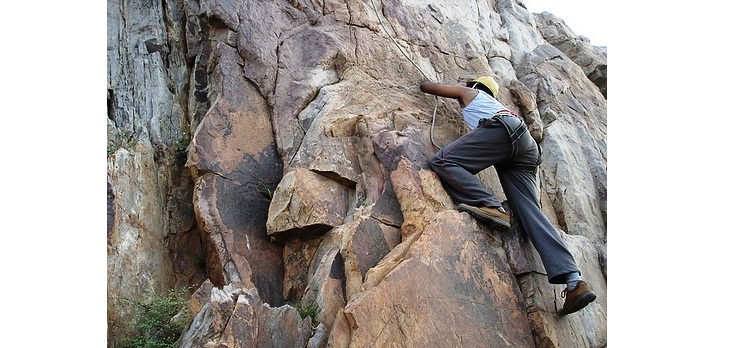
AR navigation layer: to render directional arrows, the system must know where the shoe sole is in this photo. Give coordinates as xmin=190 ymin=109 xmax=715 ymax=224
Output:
xmin=457 ymin=204 xmax=511 ymax=231
xmin=559 ymin=291 xmax=597 ymax=316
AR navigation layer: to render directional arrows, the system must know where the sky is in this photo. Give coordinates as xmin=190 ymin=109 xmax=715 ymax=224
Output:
xmin=522 ymin=0 xmax=610 ymax=47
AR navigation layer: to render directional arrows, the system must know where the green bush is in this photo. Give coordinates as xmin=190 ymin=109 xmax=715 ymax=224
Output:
xmin=122 ymin=289 xmax=191 ymax=348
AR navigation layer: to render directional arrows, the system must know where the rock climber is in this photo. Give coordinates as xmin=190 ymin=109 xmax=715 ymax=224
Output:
xmin=419 ymin=76 xmax=596 ymax=315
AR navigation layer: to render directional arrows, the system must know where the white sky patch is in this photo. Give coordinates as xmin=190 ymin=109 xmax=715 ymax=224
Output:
xmin=522 ymin=0 xmax=610 ymax=47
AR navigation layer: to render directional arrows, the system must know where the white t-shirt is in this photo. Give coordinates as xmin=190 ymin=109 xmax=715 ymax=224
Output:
xmin=461 ymin=91 xmax=509 ymax=131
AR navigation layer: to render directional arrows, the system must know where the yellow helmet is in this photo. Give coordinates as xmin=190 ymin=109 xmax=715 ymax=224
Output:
xmin=466 ymin=76 xmax=500 ymax=98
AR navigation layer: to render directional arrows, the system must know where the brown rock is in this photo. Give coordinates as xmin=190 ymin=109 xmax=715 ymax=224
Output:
xmin=266 ymin=167 xmax=350 ymax=239
xmin=344 ymin=210 xmax=533 ymax=347
xmin=186 ymin=43 xmax=285 ymax=305
xmin=179 ymin=285 xmax=313 ymax=347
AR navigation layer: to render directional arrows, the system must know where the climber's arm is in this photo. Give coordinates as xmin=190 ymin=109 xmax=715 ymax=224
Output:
xmin=420 ymin=82 xmax=478 ymax=107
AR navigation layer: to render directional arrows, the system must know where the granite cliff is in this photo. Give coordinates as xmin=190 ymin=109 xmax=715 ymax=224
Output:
xmin=107 ymin=0 xmax=607 ymax=346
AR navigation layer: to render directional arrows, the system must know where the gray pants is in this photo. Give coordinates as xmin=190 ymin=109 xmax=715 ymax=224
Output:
xmin=429 ymin=115 xmax=579 ymax=284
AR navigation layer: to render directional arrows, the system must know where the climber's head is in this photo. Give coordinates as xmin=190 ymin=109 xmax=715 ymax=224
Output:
xmin=466 ymin=76 xmax=499 ymax=98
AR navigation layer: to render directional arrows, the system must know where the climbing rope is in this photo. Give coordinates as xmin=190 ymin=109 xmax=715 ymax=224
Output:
xmin=368 ymin=0 xmax=442 ymax=150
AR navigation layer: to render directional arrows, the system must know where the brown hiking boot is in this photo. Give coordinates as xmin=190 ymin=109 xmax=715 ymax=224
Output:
xmin=457 ymin=203 xmax=511 ymax=231
xmin=559 ymin=280 xmax=597 ymax=315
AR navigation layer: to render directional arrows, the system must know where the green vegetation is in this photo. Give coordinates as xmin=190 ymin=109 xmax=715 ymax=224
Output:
xmin=107 ymin=135 xmax=134 ymax=157
xmin=294 ymin=298 xmax=321 ymax=323
xmin=358 ymin=197 xmax=372 ymax=208
xmin=122 ymin=288 xmax=191 ymax=348
xmin=175 ymin=133 xmax=190 ymax=165
xmin=255 ymin=177 xmax=276 ymax=201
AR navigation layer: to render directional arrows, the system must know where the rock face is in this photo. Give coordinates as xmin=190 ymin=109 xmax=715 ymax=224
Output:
xmin=107 ymin=0 xmax=607 ymax=347
xmin=533 ymin=11 xmax=607 ymax=98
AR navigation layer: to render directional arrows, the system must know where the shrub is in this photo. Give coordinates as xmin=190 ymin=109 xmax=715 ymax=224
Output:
xmin=122 ymin=289 xmax=191 ymax=348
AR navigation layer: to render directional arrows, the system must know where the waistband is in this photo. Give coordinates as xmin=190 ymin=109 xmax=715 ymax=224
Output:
xmin=492 ymin=109 xmax=520 ymax=119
